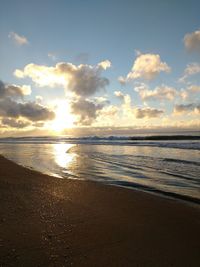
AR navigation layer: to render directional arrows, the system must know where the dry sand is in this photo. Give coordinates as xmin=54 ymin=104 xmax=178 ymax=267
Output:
xmin=0 ymin=155 xmax=200 ymax=267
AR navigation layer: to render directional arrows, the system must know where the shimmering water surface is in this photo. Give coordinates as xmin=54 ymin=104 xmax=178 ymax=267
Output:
xmin=0 ymin=136 xmax=200 ymax=203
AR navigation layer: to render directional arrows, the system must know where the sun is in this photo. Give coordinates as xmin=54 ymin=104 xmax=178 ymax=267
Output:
xmin=50 ymin=100 xmax=75 ymax=132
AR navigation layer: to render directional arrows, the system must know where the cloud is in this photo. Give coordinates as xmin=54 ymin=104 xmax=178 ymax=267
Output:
xmin=19 ymin=101 xmax=55 ymax=121
xmin=1 ymin=118 xmax=30 ymax=128
xmin=98 ymin=60 xmax=111 ymax=70
xmin=114 ymin=90 xmax=125 ymax=100
xmin=58 ymin=61 xmax=110 ymax=97
xmin=0 ymin=80 xmax=55 ymax=128
xmin=93 ymin=96 xmax=110 ymax=105
xmin=114 ymin=91 xmax=131 ymax=106
xmin=94 ymin=105 xmax=119 ymax=127
xmin=135 ymin=84 xmax=178 ymax=101
xmin=180 ymin=85 xmax=200 ymax=100
xmin=8 ymin=31 xmax=29 ymax=46
xmin=14 ymin=64 xmax=65 ymax=87
xmin=119 ymin=53 xmax=170 ymax=83
xmin=14 ymin=61 xmax=111 ymax=127
xmin=174 ymin=103 xmax=195 ymax=114
xmin=14 ymin=60 xmax=111 ymax=97
xmin=184 ymin=29 xmax=200 ymax=52
xmin=0 ymin=80 xmax=31 ymax=99
xmin=35 ymin=95 xmax=43 ymax=104
xmin=135 ymin=82 xmax=200 ymax=103
xmin=14 ymin=69 xmax=26 ymax=79
xmin=118 ymin=76 xmax=127 ymax=85
xmin=179 ymin=63 xmax=200 ymax=82
xmin=173 ymin=103 xmax=200 ymax=115
xmin=134 ymin=107 xmax=164 ymax=119
xmin=115 ymin=90 xmax=164 ymax=120
xmin=21 ymin=85 xmax=32 ymax=95
xmin=0 ymin=98 xmax=55 ymax=121
xmin=187 ymin=85 xmax=200 ymax=93
xmin=194 ymin=106 xmax=200 ymax=114
xmin=70 ymin=97 xmax=105 ymax=125
xmin=98 ymin=105 xmax=118 ymax=117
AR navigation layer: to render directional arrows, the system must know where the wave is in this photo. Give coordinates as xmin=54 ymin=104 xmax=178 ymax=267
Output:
xmin=1 ymin=134 xmax=200 ymax=142
xmin=0 ymin=135 xmax=200 ymax=150
xmin=162 ymin=158 xmax=200 ymax=166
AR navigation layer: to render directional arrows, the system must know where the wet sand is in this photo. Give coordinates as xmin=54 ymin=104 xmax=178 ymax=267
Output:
xmin=0 ymin=155 xmax=200 ymax=267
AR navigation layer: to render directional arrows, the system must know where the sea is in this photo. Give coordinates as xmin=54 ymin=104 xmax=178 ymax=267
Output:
xmin=0 ymin=131 xmax=200 ymax=204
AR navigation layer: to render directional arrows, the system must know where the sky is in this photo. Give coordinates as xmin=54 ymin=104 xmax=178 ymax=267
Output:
xmin=0 ymin=0 xmax=200 ymax=136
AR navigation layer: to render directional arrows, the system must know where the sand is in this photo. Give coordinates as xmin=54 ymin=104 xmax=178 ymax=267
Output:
xmin=0 ymin=155 xmax=200 ymax=267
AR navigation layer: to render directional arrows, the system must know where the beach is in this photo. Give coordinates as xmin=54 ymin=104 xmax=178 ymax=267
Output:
xmin=0 ymin=155 xmax=200 ymax=267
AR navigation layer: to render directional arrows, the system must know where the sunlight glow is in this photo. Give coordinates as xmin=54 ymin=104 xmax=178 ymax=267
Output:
xmin=51 ymin=100 xmax=75 ymax=132
xmin=40 ymin=73 xmax=66 ymax=87
xmin=53 ymin=143 xmax=75 ymax=169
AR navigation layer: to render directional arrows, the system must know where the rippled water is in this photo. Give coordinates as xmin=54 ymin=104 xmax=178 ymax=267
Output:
xmin=0 ymin=137 xmax=200 ymax=203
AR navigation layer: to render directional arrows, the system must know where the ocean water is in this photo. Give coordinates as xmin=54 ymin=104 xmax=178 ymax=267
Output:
xmin=0 ymin=134 xmax=200 ymax=203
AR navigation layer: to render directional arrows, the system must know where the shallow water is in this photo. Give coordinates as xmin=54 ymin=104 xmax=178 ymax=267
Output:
xmin=0 ymin=136 xmax=199 ymax=203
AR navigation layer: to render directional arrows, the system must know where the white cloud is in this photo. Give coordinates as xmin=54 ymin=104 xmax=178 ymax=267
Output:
xmin=135 ymin=84 xmax=178 ymax=101
xmin=94 ymin=105 xmax=119 ymax=127
xmin=115 ymin=90 xmax=164 ymax=119
xmin=184 ymin=63 xmax=200 ymax=76
xmin=14 ymin=61 xmax=111 ymax=97
xmin=194 ymin=106 xmax=200 ymax=114
xmin=134 ymin=82 xmax=200 ymax=103
xmin=14 ymin=61 xmax=112 ymax=126
xmin=8 ymin=31 xmax=29 ymax=46
xmin=188 ymin=85 xmax=200 ymax=93
xmin=119 ymin=53 xmax=170 ymax=83
xmin=98 ymin=105 xmax=118 ymax=117
xmin=114 ymin=90 xmax=125 ymax=99
xmin=98 ymin=60 xmax=111 ymax=70
xmin=118 ymin=76 xmax=127 ymax=85
xmin=14 ymin=69 xmax=25 ymax=78
xmin=184 ymin=29 xmax=200 ymax=52
xmin=179 ymin=63 xmax=200 ymax=82
xmin=21 ymin=85 xmax=32 ymax=95
xmin=14 ymin=63 xmax=66 ymax=87
xmin=161 ymin=115 xmax=200 ymax=129
xmin=94 ymin=96 xmax=109 ymax=104
xmin=114 ymin=91 xmax=131 ymax=109
xmin=180 ymin=85 xmax=200 ymax=100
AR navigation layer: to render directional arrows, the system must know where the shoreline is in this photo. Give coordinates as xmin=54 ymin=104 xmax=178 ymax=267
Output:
xmin=0 ymin=155 xmax=200 ymax=266
xmin=2 ymin=154 xmax=200 ymax=207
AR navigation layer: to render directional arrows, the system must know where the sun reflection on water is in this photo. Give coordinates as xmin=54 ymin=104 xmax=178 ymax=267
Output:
xmin=53 ymin=143 xmax=75 ymax=169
